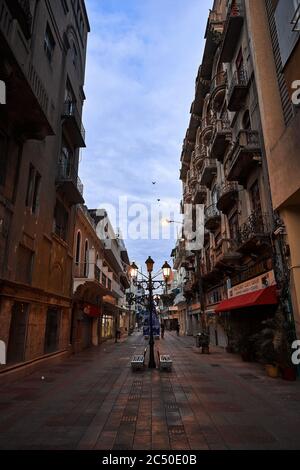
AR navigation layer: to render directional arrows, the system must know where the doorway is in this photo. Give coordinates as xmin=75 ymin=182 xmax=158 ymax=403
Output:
xmin=7 ymin=302 xmax=29 ymax=364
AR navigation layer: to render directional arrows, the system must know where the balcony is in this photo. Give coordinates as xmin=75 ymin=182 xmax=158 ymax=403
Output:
xmin=6 ymin=0 xmax=32 ymax=39
xmin=0 ymin=1 xmax=54 ymax=139
xmin=213 ymin=238 xmax=241 ymax=268
xmin=200 ymin=120 xmax=214 ymax=146
xmin=210 ymin=118 xmax=232 ymax=162
xmin=205 ymin=204 xmax=221 ymax=231
xmin=183 ymin=187 xmax=193 ymax=205
xmin=189 ymin=167 xmax=198 ymax=185
xmin=237 ymin=212 xmax=271 ymax=253
xmin=217 ymin=181 xmax=239 ymax=213
xmin=224 ymin=130 xmax=262 ymax=186
xmin=194 ymin=146 xmax=207 ymax=169
xmin=62 ymin=101 xmax=86 ymax=148
xmin=200 ymin=260 xmax=221 ymax=283
xmin=192 ymin=183 xmax=207 ymax=205
xmin=227 ymin=66 xmax=250 ymax=112
xmin=199 ymin=158 xmax=217 ymax=188
xmin=210 ymin=71 xmax=227 ymax=111
xmin=183 ymin=280 xmax=194 ymax=294
xmin=56 ymin=163 xmax=84 ymax=205
xmin=220 ymin=0 xmax=244 ymax=63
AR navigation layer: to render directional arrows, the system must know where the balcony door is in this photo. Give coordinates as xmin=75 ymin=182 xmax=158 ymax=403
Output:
xmin=249 ymin=180 xmax=262 ymax=215
xmin=60 ymin=140 xmax=74 ymax=179
xmin=65 ymin=80 xmax=76 ymax=113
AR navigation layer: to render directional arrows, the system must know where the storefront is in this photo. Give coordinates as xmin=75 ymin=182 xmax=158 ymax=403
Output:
xmin=215 ymin=271 xmax=278 ymax=353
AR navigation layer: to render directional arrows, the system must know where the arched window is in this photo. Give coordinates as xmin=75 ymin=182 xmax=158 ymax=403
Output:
xmin=84 ymin=240 xmax=89 ymax=277
xmin=75 ymin=231 xmax=81 ymax=265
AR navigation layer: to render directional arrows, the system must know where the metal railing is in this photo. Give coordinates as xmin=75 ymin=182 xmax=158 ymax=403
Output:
xmin=57 ymin=162 xmax=84 ymax=197
xmin=205 ymin=204 xmax=221 ymax=220
xmin=210 ymin=71 xmax=227 ymax=93
xmin=63 ymin=101 xmax=86 ymax=142
xmin=219 ymin=181 xmax=239 ymax=199
xmin=224 ymin=130 xmax=261 ymax=176
xmin=237 ymin=212 xmax=271 ymax=246
xmin=228 ymin=65 xmax=249 ymax=97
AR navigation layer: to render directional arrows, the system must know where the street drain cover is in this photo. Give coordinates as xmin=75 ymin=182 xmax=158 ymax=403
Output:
xmin=210 ymin=364 xmax=221 ymax=367
xmin=168 ymin=425 xmax=185 ymax=435
xmin=165 ymin=403 xmax=179 ymax=411
xmin=122 ymin=416 xmax=137 ymax=423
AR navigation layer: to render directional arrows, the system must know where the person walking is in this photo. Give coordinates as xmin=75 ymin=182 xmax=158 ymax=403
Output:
xmin=176 ymin=323 xmax=180 ymax=336
xmin=161 ymin=322 xmax=165 ymax=339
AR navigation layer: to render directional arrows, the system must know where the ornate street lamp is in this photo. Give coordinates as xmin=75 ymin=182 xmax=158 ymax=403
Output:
xmin=130 ymin=261 xmax=139 ymax=279
xmin=162 ymin=261 xmax=171 ymax=292
xmin=128 ymin=258 xmax=173 ymax=369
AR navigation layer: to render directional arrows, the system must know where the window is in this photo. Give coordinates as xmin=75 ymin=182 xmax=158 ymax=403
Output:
xmin=75 ymin=231 xmax=81 ymax=265
xmin=72 ymin=42 xmax=78 ymax=68
xmin=25 ymin=164 xmax=41 ymax=214
xmin=26 ymin=164 xmax=35 ymax=207
xmin=7 ymin=303 xmax=29 ymax=364
xmin=275 ymin=0 xmax=300 ymax=66
xmin=32 ymin=171 xmax=41 ymax=214
xmin=84 ymin=240 xmax=89 ymax=277
xmin=0 ymin=133 xmax=8 ymax=186
xmin=54 ymin=201 xmax=69 ymax=241
xmin=60 ymin=140 xmax=74 ymax=177
xmin=242 ymin=110 xmax=251 ymax=130
xmin=44 ymin=24 xmax=55 ymax=63
xmin=102 ymin=272 xmax=107 ymax=287
xmin=44 ymin=308 xmax=61 ymax=353
xmin=16 ymin=245 xmax=34 ymax=284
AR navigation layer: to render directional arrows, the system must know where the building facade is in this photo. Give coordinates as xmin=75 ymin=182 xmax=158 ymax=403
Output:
xmin=244 ymin=0 xmax=300 ymax=336
xmin=72 ymin=206 xmax=131 ymax=352
xmin=0 ymin=0 xmax=89 ymax=377
xmin=176 ymin=0 xmax=292 ymax=354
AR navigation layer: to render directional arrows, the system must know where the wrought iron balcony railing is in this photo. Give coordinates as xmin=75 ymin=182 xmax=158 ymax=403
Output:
xmin=56 ymin=162 xmax=84 ymax=205
xmin=237 ymin=212 xmax=271 ymax=247
xmin=62 ymin=101 xmax=86 ymax=148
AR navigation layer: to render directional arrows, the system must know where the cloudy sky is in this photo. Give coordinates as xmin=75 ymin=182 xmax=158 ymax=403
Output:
xmin=80 ymin=0 xmax=211 ymax=272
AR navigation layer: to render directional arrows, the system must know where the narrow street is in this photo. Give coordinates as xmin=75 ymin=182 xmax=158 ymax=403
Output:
xmin=0 ymin=333 xmax=299 ymax=451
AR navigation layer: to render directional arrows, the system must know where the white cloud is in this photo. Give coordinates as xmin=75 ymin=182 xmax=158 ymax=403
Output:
xmin=81 ymin=0 xmax=212 ymax=267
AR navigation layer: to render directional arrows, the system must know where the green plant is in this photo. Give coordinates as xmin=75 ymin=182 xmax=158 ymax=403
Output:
xmin=252 ymin=309 xmax=297 ymax=368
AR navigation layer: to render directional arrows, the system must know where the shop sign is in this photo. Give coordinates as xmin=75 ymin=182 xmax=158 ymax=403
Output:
xmin=228 ymin=270 xmax=276 ymax=299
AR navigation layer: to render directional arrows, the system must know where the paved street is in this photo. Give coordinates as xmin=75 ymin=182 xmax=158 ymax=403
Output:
xmin=0 ymin=332 xmax=300 ymax=450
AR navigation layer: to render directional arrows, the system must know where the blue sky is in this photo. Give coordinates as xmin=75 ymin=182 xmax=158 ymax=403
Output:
xmin=81 ymin=0 xmax=211 ymax=272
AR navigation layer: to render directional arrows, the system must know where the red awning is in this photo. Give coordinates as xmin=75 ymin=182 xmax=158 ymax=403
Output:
xmin=84 ymin=304 xmax=101 ymax=318
xmin=215 ymin=285 xmax=278 ymax=313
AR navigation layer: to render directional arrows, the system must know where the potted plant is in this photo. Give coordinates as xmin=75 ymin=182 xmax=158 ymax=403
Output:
xmin=252 ymin=319 xmax=280 ymax=378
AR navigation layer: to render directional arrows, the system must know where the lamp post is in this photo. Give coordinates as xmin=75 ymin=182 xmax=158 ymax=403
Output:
xmin=145 ymin=256 xmax=156 ymax=368
xmin=129 ymin=258 xmax=173 ymax=369
xmin=162 ymin=261 xmax=171 ymax=294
